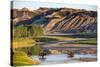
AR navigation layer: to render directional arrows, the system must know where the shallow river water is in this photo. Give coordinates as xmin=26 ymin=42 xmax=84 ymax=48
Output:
xmin=32 ymin=54 xmax=97 ymax=65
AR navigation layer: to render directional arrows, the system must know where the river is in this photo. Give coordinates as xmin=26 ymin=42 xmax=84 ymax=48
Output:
xmin=32 ymin=54 xmax=97 ymax=65
xmin=31 ymin=37 xmax=97 ymax=65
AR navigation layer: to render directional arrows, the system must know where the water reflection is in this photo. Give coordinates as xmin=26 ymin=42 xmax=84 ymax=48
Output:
xmin=39 ymin=56 xmax=46 ymax=61
xmin=67 ymin=50 xmax=75 ymax=58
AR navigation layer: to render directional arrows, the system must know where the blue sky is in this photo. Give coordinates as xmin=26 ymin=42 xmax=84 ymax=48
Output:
xmin=12 ymin=1 xmax=97 ymax=11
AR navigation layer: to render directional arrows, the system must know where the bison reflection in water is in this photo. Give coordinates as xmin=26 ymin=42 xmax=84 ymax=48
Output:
xmin=39 ymin=48 xmax=50 ymax=60
xmin=39 ymin=52 xmax=47 ymax=61
xmin=67 ymin=50 xmax=75 ymax=58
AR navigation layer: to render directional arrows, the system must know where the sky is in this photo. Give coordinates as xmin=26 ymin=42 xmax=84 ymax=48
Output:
xmin=12 ymin=1 xmax=97 ymax=11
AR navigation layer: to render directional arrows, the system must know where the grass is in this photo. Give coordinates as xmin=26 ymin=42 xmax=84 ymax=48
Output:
xmin=12 ymin=38 xmax=36 ymax=48
xmin=34 ymin=36 xmax=81 ymax=42
xmin=46 ymin=36 xmax=80 ymax=41
xmin=12 ymin=51 xmax=39 ymax=66
xmin=70 ymin=38 xmax=97 ymax=45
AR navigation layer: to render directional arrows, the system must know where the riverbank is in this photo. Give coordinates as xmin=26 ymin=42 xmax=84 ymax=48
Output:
xmin=12 ymin=35 xmax=97 ymax=66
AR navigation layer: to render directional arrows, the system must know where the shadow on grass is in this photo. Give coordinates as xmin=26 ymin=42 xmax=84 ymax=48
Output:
xmin=33 ymin=37 xmax=59 ymax=42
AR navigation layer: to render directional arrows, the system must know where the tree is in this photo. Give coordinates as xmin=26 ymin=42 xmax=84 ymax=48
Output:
xmin=28 ymin=24 xmax=43 ymax=38
xmin=13 ymin=25 xmax=27 ymax=38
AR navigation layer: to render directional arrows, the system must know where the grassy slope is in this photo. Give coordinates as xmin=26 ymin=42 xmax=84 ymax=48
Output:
xmin=13 ymin=51 xmax=39 ymax=66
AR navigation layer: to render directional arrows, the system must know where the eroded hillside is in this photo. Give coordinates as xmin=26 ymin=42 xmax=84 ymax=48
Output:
xmin=11 ymin=7 xmax=97 ymax=34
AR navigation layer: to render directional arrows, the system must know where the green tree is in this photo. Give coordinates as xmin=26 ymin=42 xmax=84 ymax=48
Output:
xmin=28 ymin=24 xmax=43 ymax=38
xmin=13 ymin=25 xmax=27 ymax=38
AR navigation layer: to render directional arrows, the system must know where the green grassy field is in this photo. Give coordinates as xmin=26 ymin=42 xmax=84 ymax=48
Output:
xmin=70 ymin=38 xmax=97 ymax=45
xmin=34 ymin=36 xmax=81 ymax=42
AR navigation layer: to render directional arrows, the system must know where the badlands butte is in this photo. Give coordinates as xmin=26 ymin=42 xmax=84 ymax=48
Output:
xmin=11 ymin=7 xmax=97 ymax=34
